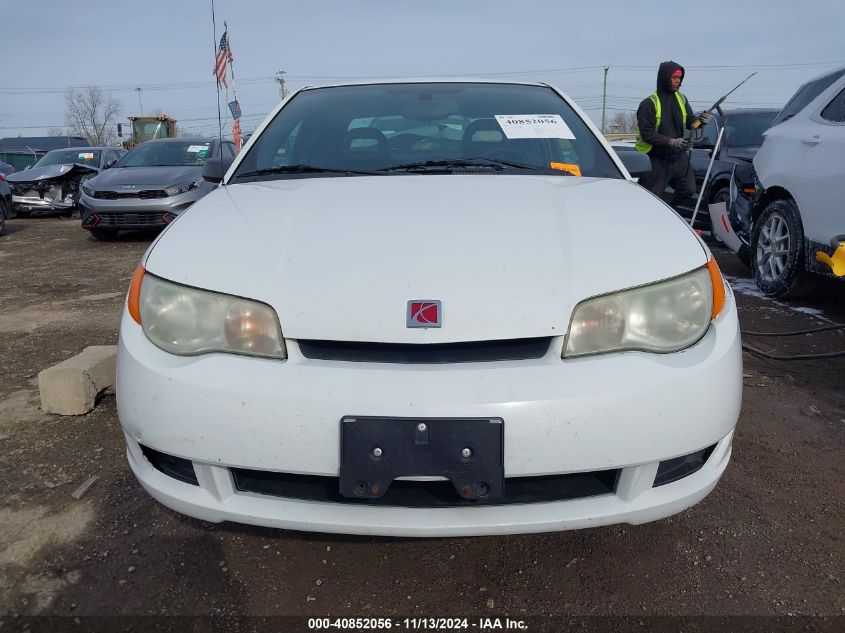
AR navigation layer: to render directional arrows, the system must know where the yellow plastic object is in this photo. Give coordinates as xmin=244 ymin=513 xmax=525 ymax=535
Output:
xmin=815 ymin=242 xmax=845 ymax=277
xmin=549 ymin=162 xmax=582 ymax=176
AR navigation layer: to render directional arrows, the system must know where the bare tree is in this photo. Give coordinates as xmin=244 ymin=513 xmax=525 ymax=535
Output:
xmin=64 ymin=86 xmax=122 ymax=146
xmin=607 ymin=111 xmax=639 ymax=134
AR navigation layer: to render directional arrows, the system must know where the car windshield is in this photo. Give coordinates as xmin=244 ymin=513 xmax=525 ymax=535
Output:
xmin=724 ymin=112 xmax=777 ymax=147
xmin=34 ymin=149 xmax=101 ymax=168
xmin=116 ymin=141 xmax=212 ymax=167
xmin=231 ymin=83 xmax=623 ymax=182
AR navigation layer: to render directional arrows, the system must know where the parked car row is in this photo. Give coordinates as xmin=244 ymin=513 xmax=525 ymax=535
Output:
xmin=2 ymin=136 xmax=235 ymax=241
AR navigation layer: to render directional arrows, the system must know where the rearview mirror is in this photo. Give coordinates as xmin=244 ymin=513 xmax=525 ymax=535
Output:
xmin=202 ymin=156 xmax=235 ymax=183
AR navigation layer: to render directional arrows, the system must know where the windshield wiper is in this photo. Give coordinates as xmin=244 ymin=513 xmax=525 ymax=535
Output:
xmin=379 ymin=158 xmax=543 ymax=173
xmin=236 ymin=164 xmax=385 ymax=178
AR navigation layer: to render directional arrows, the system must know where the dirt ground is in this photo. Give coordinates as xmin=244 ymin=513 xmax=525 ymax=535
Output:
xmin=0 ymin=217 xmax=842 ymax=632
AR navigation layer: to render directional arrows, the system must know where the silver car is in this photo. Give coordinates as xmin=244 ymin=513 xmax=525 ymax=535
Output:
xmin=80 ymin=137 xmax=235 ymax=240
xmin=6 ymin=147 xmax=124 ymax=216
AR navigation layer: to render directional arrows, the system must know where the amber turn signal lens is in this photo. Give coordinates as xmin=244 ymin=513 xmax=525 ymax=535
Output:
xmin=128 ymin=263 xmax=145 ymax=324
xmin=707 ymin=258 xmax=725 ymax=320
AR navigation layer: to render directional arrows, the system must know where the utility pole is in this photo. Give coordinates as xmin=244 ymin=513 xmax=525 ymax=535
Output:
xmin=275 ymin=70 xmax=288 ymax=99
xmin=600 ymin=66 xmax=609 ymax=134
xmin=135 ymin=87 xmax=144 ymax=115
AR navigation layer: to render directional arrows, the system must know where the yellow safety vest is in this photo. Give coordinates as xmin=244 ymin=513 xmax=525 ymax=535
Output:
xmin=635 ymin=91 xmax=688 ymax=153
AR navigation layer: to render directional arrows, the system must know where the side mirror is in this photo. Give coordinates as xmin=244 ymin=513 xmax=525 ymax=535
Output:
xmin=616 ymin=150 xmax=651 ymax=179
xmin=202 ymin=156 xmax=234 ymax=183
xmin=103 ymin=159 xmax=117 ymax=169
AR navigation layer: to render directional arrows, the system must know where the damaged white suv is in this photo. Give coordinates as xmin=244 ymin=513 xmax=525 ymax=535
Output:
xmin=117 ymin=80 xmax=742 ymax=537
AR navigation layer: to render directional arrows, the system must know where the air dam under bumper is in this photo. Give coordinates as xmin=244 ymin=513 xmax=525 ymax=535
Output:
xmin=116 ymin=302 xmax=742 ymax=536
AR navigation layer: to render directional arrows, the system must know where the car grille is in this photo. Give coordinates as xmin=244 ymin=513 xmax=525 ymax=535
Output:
xmin=232 ymin=468 xmax=619 ymax=507
xmin=97 ymin=212 xmax=166 ymax=226
xmin=93 ymin=189 xmax=167 ymax=200
xmin=297 ymin=337 xmax=553 ymax=363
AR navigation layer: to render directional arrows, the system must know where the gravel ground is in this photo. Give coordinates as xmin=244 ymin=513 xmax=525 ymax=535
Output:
xmin=0 ymin=218 xmax=842 ymax=632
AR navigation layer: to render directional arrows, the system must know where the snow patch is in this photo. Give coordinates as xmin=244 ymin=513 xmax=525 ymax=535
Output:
xmin=724 ymin=275 xmax=832 ymax=322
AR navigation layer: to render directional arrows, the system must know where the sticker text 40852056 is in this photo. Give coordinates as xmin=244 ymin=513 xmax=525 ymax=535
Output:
xmin=495 ymin=114 xmax=575 ymax=140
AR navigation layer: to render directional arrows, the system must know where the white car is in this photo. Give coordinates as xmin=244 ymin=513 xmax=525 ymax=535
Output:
xmin=751 ymin=66 xmax=845 ymax=297
xmin=117 ymin=80 xmax=742 ymax=537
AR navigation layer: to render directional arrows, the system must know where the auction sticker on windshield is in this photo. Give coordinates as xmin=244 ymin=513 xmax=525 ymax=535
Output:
xmin=495 ymin=114 xmax=575 ymax=140
xmin=187 ymin=144 xmax=210 ymax=153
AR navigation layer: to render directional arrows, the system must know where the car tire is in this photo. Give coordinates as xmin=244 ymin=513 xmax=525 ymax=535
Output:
xmin=90 ymin=227 xmax=118 ymax=241
xmin=751 ymin=198 xmax=816 ymax=299
xmin=0 ymin=202 xmax=6 ymax=236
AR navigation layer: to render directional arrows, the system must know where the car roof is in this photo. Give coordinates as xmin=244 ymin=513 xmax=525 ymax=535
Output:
xmin=299 ymin=78 xmax=550 ymax=91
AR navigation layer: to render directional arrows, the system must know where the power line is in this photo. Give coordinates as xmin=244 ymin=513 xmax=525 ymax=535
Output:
xmin=2 ymin=60 xmax=842 ymax=95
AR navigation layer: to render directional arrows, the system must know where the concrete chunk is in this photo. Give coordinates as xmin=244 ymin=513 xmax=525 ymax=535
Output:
xmin=38 ymin=346 xmax=118 ymax=415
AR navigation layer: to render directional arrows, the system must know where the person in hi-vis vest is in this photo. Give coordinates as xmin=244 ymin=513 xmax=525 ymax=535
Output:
xmin=636 ymin=61 xmax=712 ymax=207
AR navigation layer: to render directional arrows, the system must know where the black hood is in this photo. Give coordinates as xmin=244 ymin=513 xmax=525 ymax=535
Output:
xmin=657 ymin=61 xmax=685 ymax=94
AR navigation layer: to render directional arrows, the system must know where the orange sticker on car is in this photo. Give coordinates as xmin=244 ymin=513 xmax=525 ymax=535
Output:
xmin=549 ymin=162 xmax=582 ymax=176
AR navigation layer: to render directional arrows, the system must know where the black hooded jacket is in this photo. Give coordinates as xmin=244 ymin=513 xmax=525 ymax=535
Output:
xmin=637 ymin=61 xmax=695 ymax=157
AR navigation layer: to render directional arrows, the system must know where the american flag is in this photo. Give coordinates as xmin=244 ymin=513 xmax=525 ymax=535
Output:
xmin=228 ymin=99 xmax=241 ymax=120
xmin=215 ymin=30 xmax=232 ymax=88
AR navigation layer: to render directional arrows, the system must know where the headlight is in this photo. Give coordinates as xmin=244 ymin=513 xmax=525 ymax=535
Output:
xmin=564 ymin=267 xmax=714 ymax=358
xmin=164 ymin=180 xmax=203 ymax=197
xmin=136 ymin=271 xmax=286 ymax=359
xmin=81 ymin=182 xmax=95 ymax=197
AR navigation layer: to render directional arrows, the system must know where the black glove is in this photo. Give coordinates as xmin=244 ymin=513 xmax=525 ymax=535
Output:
xmin=696 ymin=111 xmax=713 ymax=126
xmin=668 ymin=138 xmax=691 ymax=150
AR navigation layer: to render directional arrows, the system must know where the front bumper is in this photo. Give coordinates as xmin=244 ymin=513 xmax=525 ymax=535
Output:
xmin=12 ymin=194 xmax=74 ymax=213
xmin=80 ymin=190 xmax=201 ymax=230
xmin=116 ymin=292 xmax=742 ymax=536
xmin=125 ymin=430 xmax=733 ymax=537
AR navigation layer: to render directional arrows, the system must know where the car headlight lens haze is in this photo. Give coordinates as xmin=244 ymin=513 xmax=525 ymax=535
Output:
xmin=138 ymin=273 xmax=286 ymax=359
xmin=564 ymin=267 xmax=713 ymax=358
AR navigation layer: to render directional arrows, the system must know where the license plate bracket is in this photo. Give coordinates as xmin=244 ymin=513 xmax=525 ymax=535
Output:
xmin=339 ymin=417 xmax=504 ymax=501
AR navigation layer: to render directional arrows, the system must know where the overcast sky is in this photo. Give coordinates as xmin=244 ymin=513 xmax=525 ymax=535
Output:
xmin=2 ymin=0 xmax=843 ymax=140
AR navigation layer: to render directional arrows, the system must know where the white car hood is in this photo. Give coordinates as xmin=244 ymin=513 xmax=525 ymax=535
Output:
xmin=145 ymin=175 xmax=706 ymax=343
